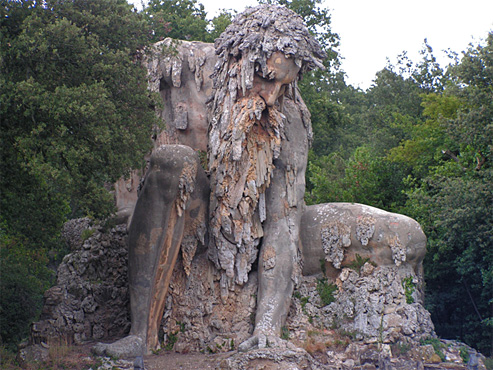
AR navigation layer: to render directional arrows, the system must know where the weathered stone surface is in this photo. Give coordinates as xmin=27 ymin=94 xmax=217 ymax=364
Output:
xmin=92 ymin=335 xmax=143 ymax=359
xmin=220 ymin=347 xmax=323 ymax=370
xmin=286 ymin=268 xmax=433 ymax=346
xmin=126 ymin=145 xmax=209 ymax=350
xmin=31 ymin=218 xmax=130 ymax=345
xmin=112 ymin=38 xmax=216 ymax=226
xmin=146 ymin=38 xmax=216 ymax=152
xmin=61 ymin=217 xmax=92 ymax=250
xmin=17 ymin=344 xmax=49 ymax=367
xmin=161 ymin=253 xmax=257 ymax=353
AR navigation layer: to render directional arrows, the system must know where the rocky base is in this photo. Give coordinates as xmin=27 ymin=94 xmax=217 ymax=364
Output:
xmin=25 ymin=219 xmax=487 ymax=370
xmin=17 ymin=338 xmax=488 ymax=370
xmin=30 ymin=218 xmax=131 ymax=346
xmin=215 ymin=339 xmax=488 ymax=369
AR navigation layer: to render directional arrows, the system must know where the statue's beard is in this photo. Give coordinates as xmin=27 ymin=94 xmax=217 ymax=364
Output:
xmin=208 ymin=94 xmax=285 ymax=291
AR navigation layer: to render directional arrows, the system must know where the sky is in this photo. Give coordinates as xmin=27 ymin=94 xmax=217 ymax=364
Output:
xmin=131 ymin=0 xmax=493 ymax=89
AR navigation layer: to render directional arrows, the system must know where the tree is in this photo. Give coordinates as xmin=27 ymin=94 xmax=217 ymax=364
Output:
xmin=402 ymin=33 xmax=493 ymax=355
xmin=0 ymin=0 xmax=159 ymax=346
xmin=144 ymin=0 xmax=209 ymax=42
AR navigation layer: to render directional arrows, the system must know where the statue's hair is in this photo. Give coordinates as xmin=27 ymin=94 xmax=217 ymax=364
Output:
xmin=213 ymin=4 xmax=326 ymax=95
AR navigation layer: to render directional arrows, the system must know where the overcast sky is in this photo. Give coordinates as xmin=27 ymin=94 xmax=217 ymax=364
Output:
xmin=131 ymin=0 xmax=493 ymax=89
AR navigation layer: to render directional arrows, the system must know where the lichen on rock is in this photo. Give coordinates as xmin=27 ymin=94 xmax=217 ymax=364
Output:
xmin=355 ymin=215 xmax=376 ymax=246
xmin=321 ymin=221 xmax=351 ymax=269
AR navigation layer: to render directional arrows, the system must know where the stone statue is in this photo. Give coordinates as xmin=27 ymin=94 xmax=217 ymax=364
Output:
xmin=98 ymin=4 xmax=427 ymax=357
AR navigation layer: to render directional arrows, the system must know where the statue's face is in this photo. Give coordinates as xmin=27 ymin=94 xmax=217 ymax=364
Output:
xmin=249 ymin=51 xmax=300 ymax=107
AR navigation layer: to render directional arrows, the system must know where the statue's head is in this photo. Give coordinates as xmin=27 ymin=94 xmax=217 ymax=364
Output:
xmin=212 ymin=4 xmax=326 ymax=108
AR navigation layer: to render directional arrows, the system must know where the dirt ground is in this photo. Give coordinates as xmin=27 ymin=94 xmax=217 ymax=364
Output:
xmin=143 ymin=351 xmax=231 ymax=370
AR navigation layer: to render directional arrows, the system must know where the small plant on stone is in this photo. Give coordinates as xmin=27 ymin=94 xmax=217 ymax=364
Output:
xmin=316 ymin=278 xmax=337 ymax=306
xmin=165 ymin=331 xmax=178 ymax=351
xmin=401 ymin=276 xmax=416 ymax=304
xmin=459 ymin=346 xmax=470 ymax=363
xmin=300 ymin=296 xmax=309 ymax=309
xmin=392 ymin=341 xmax=412 ymax=356
xmin=348 ymin=253 xmax=373 ymax=272
xmin=339 ymin=329 xmax=357 ymax=341
xmin=102 ymin=217 xmax=118 ymax=233
xmin=281 ymin=326 xmax=290 ymax=340
xmin=177 ymin=320 xmax=186 ymax=333
xmin=197 ymin=150 xmax=209 ymax=171
xmin=81 ymin=228 xmax=95 ymax=241
xmin=299 ymin=295 xmax=310 ymax=316
xmin=420 ymin=337 xmax=446 ymax=362
xmin=319 ymin=258 xmax=326 ymax=275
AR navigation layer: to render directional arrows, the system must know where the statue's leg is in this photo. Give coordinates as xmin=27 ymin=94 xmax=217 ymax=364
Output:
xmin=240 ymin=163 xmax=304 ymax=351
xmin=128 ymin=145 xmax=206 ymax=352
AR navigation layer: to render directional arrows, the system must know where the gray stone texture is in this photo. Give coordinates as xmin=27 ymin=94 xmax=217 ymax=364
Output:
xmin=31 ymin=218 xmax=130 ymax=346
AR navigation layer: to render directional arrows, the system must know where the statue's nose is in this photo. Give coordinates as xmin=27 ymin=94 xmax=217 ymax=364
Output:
xmin=259 ymin=82 xmax=284 ymax=107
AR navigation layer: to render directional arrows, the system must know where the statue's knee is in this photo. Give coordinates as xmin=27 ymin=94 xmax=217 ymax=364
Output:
xmin=149 ymin=144 xmax=201 ymax=173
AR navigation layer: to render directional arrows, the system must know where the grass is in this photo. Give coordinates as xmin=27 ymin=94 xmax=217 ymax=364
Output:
xmin=316 ymin=278 xmax=337 ymax=306
xmin=420 ymin=337 xmax=445 ymax=362
xmin=1 ymin=342 xmax=103 ymax=370
xmin=347 ymin=253 xmax=376 ymax=272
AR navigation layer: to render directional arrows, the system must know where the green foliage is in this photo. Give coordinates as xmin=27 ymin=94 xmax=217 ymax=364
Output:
xmin=165 ymin=331 xmax=178 ymax=350
xmin=316 ymin=278 xmax=337 ymax=306
xmin=0 ymin=0 xmax=159 ymax=348
xmin=206 ymin=10 xmax=234 ymax=42
xmin=300 ymin=296 xmax=309 ymax=309
xmin=143 ymin=0 xmax=234 ymax=43
xmin=81 ymin=228 xmax=96 ymax=242
xmin=1 ymin=0 xmax=158 ymax=220
xmin=306 ymin=30 xmax=492 ymax=355
xmin=402 ymin=36 xmax=492 ymax=354
xmin=281 ymin=326 xmax=290 ymax=340
xmin=348 ymin=254 xmax=375 ymax=273
xmin=460 ymin=346 xmax=470 ymax=363
xmin=392 ymin=341 xmax=412 ymax=355
xmin=401 ymin=277 xmax=416 ymax=304
xmin=420 ymin=337 xmax=446 ymax=361
xmin=144 ymin=0 xmax=209 ymax=42
xmin=307 ymin=146 xmax=409 ymax=211
xmin=0 ymin=230 xmax=53 ymax=349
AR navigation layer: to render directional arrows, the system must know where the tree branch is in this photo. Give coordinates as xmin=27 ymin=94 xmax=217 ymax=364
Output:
xmin=442 ymin=149 xmax=467 ymax=171
xmin=475 ymin=150 xmax=486 ymax=171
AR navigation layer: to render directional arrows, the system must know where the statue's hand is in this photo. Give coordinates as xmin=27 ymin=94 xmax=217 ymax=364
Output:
xmin=238 ymin=333 xmax=294 ymax=352
xmin=238 ymin=335 xmax=259 ymax=352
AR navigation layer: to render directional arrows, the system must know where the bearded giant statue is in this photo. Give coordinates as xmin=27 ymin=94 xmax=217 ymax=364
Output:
xmin=99 ymin=5 xmax=427 ymax=356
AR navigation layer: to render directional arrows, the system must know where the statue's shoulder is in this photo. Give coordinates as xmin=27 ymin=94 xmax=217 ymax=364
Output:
xmin=146 ymin=38 xmax=217 ymax=152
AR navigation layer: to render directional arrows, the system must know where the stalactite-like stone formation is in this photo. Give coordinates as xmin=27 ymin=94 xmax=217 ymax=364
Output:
xmin=208 ymin=95 xmax=284 ymax=293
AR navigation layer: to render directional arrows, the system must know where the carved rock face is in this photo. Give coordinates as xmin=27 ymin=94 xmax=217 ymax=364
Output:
xmin=246 ymin=52 xmax=300 ymax=107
